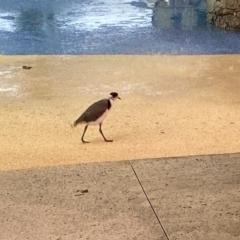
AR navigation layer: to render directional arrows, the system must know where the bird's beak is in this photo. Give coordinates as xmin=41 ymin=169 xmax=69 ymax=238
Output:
xmin=118 ymin=96 xmax=121 ymax=100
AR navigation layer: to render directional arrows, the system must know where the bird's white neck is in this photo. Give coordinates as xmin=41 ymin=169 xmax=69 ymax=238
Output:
xmin=107 ymin=96 xmax=115 ymax=102
xmin=108 ymin=98 xmax=114 ymax=107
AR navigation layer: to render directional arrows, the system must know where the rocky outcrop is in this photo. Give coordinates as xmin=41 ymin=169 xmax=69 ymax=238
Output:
xmin=208 ymin=0 xmax=240 ymax=30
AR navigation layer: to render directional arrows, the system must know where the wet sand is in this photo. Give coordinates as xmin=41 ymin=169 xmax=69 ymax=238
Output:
xmin=0 ymin=55 xmax=240 ymax=171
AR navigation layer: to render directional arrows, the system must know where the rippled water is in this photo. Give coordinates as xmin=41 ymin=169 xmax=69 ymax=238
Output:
xmin=0 ymin=0 xmax=240 ymax=54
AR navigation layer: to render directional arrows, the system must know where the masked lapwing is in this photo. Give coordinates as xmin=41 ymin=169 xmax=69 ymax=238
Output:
xmin=73 ymin=92 xmax=121 ymax=143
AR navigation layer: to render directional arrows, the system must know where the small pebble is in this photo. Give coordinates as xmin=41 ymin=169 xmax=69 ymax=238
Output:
xmin=22 ymin=66 xmax=32 ymax=70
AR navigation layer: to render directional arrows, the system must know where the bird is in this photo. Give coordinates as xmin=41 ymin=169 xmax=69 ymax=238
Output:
xmin=73 ymin=92 xmax=121 ymax=143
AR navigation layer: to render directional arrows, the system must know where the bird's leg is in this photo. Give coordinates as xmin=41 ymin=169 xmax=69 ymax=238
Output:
xmin=81 ymin=125 xmax=90 ymax=143
xmin=99 ymin=123 xmax=113 ymax=142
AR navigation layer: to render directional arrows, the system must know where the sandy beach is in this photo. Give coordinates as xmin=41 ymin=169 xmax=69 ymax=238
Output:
xmin=0 ymin=55 xmax=240 ymax=171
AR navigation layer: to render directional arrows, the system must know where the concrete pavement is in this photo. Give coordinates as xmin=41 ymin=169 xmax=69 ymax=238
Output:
xmin=0 ymin=153 xmax=240 ymax=240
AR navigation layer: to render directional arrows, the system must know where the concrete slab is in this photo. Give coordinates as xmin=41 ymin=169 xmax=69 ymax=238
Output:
xmin=132 ymin=153 xmax=240 ymax=240
xmin=0 ymin=162 xmax=166 ymax=240
xmin=0 ymin=153 xmax=240 ymax=240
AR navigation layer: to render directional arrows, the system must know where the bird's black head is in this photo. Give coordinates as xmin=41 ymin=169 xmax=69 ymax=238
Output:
xmin=110 ymin=92 xmax=121 ymax=100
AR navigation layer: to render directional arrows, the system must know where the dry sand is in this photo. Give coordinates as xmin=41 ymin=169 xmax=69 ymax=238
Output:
xmin=0 ymin=55 xmax=240 ymax=171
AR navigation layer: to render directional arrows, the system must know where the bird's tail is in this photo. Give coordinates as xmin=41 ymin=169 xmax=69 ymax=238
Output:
xmin=72 ymin=116 xmax=83 ymax=127
xmin=73 ymin=120 xmax=78 ymax=127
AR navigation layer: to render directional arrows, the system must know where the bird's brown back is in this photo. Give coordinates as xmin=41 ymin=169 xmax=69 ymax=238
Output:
xmin=74 ymin=99 xmax=110 ymax=125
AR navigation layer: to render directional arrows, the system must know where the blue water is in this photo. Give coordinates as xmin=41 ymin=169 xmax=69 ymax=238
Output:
xmin=0 ymin=0 xmax=240 ymax=55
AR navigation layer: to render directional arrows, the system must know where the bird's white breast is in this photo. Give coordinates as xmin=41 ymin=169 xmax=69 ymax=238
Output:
xmin=89 ymin=99 xmax=113 ymax=125
xmin=90 ymin=109 xmax=109 ymax=125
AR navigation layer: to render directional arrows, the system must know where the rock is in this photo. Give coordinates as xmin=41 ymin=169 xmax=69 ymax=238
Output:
xmin=22 ymin=66 xmax=32 ymax=70
xmin=208 ymin=0 xmax=240 ymax=31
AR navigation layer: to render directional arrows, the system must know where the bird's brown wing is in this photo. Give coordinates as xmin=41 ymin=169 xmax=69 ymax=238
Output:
xmin=76 ymin=99 xmax=109 ymax=124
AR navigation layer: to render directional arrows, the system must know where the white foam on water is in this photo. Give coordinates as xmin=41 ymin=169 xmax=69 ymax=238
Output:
xmin=59 ymin=0 xmax=153 ymax=31
xmin=0 ymin=68 xmax=21 ymax=97
xmin=0 ymin=12 xmax=17 ymax=32
xmin=77 ymin=81 xmax=162 ymax=96
xmin=0 ymin=1 xmax=153 ymax=34
xmin=0 ymin=85 xmax=19 ymax=96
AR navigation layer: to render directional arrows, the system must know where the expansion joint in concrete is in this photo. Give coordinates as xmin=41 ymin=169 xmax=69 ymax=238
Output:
xmin=130 ymin=164 xmax=170 ymax=240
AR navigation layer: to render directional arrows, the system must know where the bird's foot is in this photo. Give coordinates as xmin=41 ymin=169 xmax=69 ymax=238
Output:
xmin=104 ymin=139 xmax=113 ymax=142
xmin=82 ymin=139 xmax=90 ymax=144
